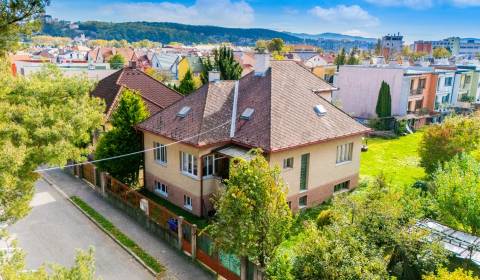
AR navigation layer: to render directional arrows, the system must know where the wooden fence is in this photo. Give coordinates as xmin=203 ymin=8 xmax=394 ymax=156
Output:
xmin=75 ymin=162 xmax=243 ymax=280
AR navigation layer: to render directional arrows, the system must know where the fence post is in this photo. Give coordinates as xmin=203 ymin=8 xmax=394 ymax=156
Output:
xmin=240 ymin=256 xmax=247 ymax=280
xmin=100 ymin=172 xmax=107 ymax=196
xmin=191 ymin=224 xmax=197 ymax=260
xmin=92 ymin=165 xmax=97 ymax=186
xmin=177 ymin=216 xmax=184 ymax=250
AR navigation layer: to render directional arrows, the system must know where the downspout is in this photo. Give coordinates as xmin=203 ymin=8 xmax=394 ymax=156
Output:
xmin=200 ymin=155 xmax=204 ymax=218
xmin=230 ymin=80 xmax=240 ymax=138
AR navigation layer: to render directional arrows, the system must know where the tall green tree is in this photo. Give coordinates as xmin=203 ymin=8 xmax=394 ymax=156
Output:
xmin=346 ymin=47 xmax=360 ymax=65
xmin=375 ymin=81 xmax=392 ymax=118
xmin=419 ymin=114 xmax=480 ymax=175
xmin=108 ymin=54 xmax=125 ymax=69
xmin=0 ymin=0 xmax=49 ymax=56
xmin=177 ymin=69 xmax=196 ymax=95
xmin=207 ymin=150 xmax=292 ymax=275
xmin=267 ymin=38 xmax=285 ymax=53
xmin=0 ymin=64 xmax=104 ymax=223
xmin=95 ymin=89 xmax=149 ymax=186
xmin=1 ymin=243 xmax=98 ymax=279
xmin=200 ymin=46 xmax=242 ymax=84
xmin=334 ymin=48 xmax=347 ymax=71
xmin=432 ymin=47 xmax=451 ymax=59
xmin=432 ymin=154 xmax=480 ymax=234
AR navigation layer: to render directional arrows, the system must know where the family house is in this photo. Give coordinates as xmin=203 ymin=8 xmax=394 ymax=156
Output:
xmin=90 ymin=62 xmax=183 ymax=122
xmin=177 ymin=56 xmax=203 ymax=87
xmin=137 ymin=56 xmax=370 ymax=217
xmin=151 ymin=52 xmax=181 ymax=80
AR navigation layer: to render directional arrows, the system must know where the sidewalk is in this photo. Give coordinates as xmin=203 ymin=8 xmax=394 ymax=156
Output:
xmin=42 ymin=169 xmax=213 ymax=280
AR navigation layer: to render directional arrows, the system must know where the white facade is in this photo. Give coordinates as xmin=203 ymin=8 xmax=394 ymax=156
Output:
xmin=434 ymin=70 xmax=455 ymax=110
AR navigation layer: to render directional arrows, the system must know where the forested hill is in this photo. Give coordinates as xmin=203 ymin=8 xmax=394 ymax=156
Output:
xmin=41 ymin=20 xmax=304 ymax=45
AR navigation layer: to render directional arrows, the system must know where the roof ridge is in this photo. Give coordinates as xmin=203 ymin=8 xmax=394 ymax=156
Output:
xmin=195 ymin=84 xmax=211 ymax=145
xmin=135 ymin=68 xmax=183 ymax=98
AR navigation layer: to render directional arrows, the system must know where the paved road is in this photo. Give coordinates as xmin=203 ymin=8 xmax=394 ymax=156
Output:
xmin=8 ymin=179 xmax=154 ymax=280
xmin=42 ymin=169 xmax=213 ymax=280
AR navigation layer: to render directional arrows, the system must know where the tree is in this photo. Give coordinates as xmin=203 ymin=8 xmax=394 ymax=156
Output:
xmin=267 ymin=38 xmax=285 ymax=53
xmin=419 ymin=114 xmax=480 ymax=175
xmin=109 ymin=54 xmax=125 ymax=69
xmin=334 ymin=48 xmax=347 ymax=71
xmin=433 ymin=47 xmax=451 ymax=59
xmin=207 ymin=150 xmax=292 ymax=274
xmin=346 ymin=47 xmax=360 ymax=65
xmin=177 ymin=69 xmax=196 ymax=95
xmin=200 ymin=46 xmax=242 ymax=84
xmin=375 ymin=81 xmax=392 ymax=118
xmin=95 ymin=89 xmax=149 ymax=186
xmin=144 ymin=67 xmax=171 ymax=83
xmin=423 ymin=268 xmax=480 ymax=280
xmin=432 ymin=154 xmax=480 ymax=234
xmin=255 ymin=40 xmax=268 ymax=53
xmin=0 ymin=243 xmax=98 ymax=279
xmin=0 ymin=64 xmax=104 ymax=223
xmin=374 ymin=39 xmax=382 ymax=56
xmin=0 ymin=0 xmax=49 ymax=55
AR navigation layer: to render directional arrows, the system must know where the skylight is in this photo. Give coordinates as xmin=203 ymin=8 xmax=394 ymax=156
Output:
xmin=177 ymin=106 xmax=191 ymax=118
xmin=240 ymin=108 xmax=254 ymax=120
xmin=314 ymin=105 xmax=327 ymax=116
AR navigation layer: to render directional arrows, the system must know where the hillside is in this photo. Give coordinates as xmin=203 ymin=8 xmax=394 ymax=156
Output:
xmin=286 ymin=32 xmax=377 ymax=43
xmin=41 ymin=20 xmax=304 ymax=45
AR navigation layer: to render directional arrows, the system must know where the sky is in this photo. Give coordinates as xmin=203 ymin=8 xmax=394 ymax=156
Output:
xmin=46 ymin=0 xmax=480 ymax=42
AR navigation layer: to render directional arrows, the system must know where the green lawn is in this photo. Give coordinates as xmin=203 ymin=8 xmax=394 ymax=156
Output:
xmin=360 ymin=132 xmax=426 ymax=187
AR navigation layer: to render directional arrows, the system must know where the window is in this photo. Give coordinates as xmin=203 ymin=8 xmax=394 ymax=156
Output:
xmin=465 ymin=75 xmax=472 ymax=85
xmin=184 ymin=195 xmax=192 ymax=210
xmin=180 ymin=152 xmax=198 ymax=177
xmin=299 ymin=195 xmax=307 ymax=208
xmin=154 ymin=181 xmax=168 ymax=197
xmin=283 ymin=157 xmax=294 ymax=169
xmin=287 ymin=201 xmax=292 ymax=209
xmin=336 ymin=143 xmax=353 ymax=164
xmin=418 ymin=78 xmax=426 ymax=89
xmin=445 ymin=77 xmax=453 ymax=86
xmin=334 ymin=181 xmax=350 ymax=193
xmin=203 ymin=155 xmax=216 ymax=177
xmin=153 ymin=142 xmax=167 ymax=164
xmin=300 ymin=154 xmax=310 ymax=190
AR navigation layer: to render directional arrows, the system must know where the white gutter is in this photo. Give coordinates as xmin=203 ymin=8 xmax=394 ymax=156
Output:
xmin=230 ymin=80 xmax=239 ymax=138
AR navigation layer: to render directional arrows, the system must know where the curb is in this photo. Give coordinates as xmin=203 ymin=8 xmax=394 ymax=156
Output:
xmin=41 ymin=174 xmax=164 ymax=279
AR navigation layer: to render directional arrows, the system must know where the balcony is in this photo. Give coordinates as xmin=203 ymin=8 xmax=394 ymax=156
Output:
xmin=410 ymin=88 xmax=424 ymax=96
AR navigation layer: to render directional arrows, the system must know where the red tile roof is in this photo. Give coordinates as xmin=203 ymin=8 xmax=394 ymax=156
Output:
xmin=91 ymin=67 xmax=183 ymax=118
xmin=138 ymin=60 xmax=369 ymax=152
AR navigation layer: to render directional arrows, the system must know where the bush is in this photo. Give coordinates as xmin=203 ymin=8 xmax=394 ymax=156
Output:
xmin=316 ymin=209 xmax=333 ymax=228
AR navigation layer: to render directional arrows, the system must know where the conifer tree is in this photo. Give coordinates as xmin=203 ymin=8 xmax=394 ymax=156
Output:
xmin=200 ymin=46 xmax=242 ymax=84
xmin=375 ymin=81 xmax=392 ymax=118
xmin=178 ymin=69 xmax=196 ymax=95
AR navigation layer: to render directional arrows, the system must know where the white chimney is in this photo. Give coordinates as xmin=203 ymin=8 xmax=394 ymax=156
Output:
xmin=208 ymin=71 xmax=220 ymax=82
xmin=254 ymin=53 xmax=270 ymax=76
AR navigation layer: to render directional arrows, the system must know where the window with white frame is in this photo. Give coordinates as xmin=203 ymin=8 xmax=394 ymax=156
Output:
xmin=299 ymin=195 xmax=307 ymax=208
xmin=334 ymin=181 xmax=350 ymax=193
xmin=336 ymin=143 xmax=353 ymax=164
xmin=153 ymin=142 xmax=167 ymax=164
xmin=203 ymin=155 xmax=215 ymax=177
xmin=184 ymin=195 xmax=192 ymax=210
xmin=180 ymin=151 xmax=198 ymax=177
xmin=154 ymin=180 xmax=168 ymax=197
xmin=283 ymin=157 xmax=294 ymax=169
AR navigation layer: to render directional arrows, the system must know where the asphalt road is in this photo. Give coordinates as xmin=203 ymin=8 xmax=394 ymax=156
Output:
xmin=8 ymin=179 xmax=154 ymax=280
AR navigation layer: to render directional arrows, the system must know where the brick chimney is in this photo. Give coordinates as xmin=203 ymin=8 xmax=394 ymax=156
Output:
xmin=129 ymin=60 xmax=137 ymax=69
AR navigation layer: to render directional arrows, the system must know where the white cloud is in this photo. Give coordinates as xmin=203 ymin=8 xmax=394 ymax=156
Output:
xmin=342 ymin=29 xmax=373 ymax=38
xmin=309 ymin=5 xmax=379 ymax=27
xmin=99 ymin=0 xmax=254 ymax=27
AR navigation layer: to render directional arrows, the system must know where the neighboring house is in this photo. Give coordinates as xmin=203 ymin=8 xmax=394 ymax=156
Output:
xmin=134 ymin=49 xmax=153 ymax=70
xmin=90 ymin=62 xmax=183 ymax=122
xmin=335 ymin=65 xmax=438 ymax=128
xmin=88 ymin=47 xmax=138 ymax=66
xmin=151 ymin=52 xmax=181 ymax=79
xmin=177 ymin=56 xmax=204 ymax=87
xmin=433 ymin=69 xmax=456 ymax=116
xmin=136 ymin=57 xmax=370 ymax=217
xmin=233 ymin=51 xmax=255 ymax=77
xmin=452 ymin=68 xmax=476 ymax=105
xmin=381 ymin=33 xmax=404 ymax=58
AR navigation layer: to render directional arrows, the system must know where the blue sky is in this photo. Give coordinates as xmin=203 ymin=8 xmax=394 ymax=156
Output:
xmin=46 ymin=0 xmax=480 ymax=42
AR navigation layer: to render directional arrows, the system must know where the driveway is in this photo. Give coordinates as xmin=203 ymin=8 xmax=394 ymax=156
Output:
xmin=8 ymin=179 xmax=154 ymax=280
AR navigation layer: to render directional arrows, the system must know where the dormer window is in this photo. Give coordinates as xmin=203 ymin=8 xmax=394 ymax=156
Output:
xmin=177 ymin=106 xmax=191 ymax=118
xmin=314 ymin=105 xmax=327 ymax=116
xmin=240 ymin=108 xmax=254 ymax=120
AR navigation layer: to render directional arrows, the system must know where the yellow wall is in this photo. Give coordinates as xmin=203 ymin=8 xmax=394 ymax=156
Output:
xmin=312 ymin=65 xmax=336 ymax=80
xmin=269 ymin=134 xmax=363 ymax=196
xmin=177 ymin=58 xmax=202 ymax=88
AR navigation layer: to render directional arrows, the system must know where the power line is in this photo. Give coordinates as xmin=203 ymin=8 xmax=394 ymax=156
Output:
xmin=34 ymin=120 xmax=232 ymax=173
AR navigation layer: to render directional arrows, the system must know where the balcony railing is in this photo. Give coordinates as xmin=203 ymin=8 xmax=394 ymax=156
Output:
xmin=410 ymin=88 xmax=424 ymax=96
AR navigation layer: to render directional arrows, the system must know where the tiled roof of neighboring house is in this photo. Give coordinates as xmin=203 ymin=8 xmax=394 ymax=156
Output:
xmin=153 ymin=53 xmax=180 ymax=71
xmin=138 ymin=60 xmax=369 ymax=152
xmin=90 ymin=66 xmax=183 ymax=119
xmin=234 ymin=52 xmax=255 ymax=77
xmin=88 ymin=47 xmax=137 ymax=65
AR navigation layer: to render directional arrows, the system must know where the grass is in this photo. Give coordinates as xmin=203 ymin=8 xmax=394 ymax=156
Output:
xmin=360 ymin=131 xmax=426 ymax=187
xmin=70 ymin=196 xmax=165 ymax=274
xmin=139 ymin=189 xmax=210 ymax=229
